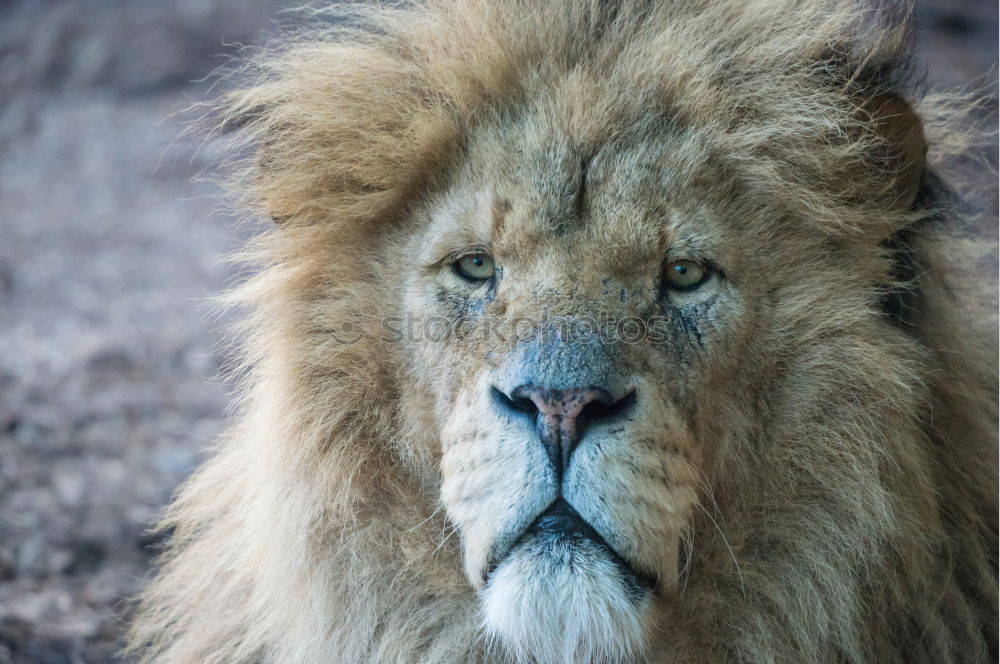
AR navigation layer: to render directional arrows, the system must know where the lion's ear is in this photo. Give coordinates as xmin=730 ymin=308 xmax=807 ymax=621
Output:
xmin=864 ymin=92 xmax=926 ymax=212
xmin=841 ymin=1 xmax=925 ymax=212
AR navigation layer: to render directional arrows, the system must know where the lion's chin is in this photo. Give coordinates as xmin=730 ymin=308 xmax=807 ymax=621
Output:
xmin=479 ymin=532 xmax=653 ymax=664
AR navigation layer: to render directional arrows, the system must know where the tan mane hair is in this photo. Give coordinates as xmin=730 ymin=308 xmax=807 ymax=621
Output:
xmin=128 ymin=1 xmax=997 ymax=662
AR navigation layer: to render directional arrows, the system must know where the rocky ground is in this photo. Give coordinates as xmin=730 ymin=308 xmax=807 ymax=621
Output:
xmin=0 ymin=1 xmax=995 ymax=662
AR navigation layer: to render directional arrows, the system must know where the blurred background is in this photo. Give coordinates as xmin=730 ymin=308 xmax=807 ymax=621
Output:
xmin=0 ymin=1 xmax=995 ymax=662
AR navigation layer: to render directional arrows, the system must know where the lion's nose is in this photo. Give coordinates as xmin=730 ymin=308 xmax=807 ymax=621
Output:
xmin=493 ymin=385 xmax=636 ymax=481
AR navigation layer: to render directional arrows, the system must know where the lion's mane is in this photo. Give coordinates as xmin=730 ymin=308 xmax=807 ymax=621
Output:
xmin=128 ymin=1 xmax=997 ymax=662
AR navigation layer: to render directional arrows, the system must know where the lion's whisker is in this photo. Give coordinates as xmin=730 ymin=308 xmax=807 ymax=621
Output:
xmin=696 ymin=502 xmax=746 ymax=600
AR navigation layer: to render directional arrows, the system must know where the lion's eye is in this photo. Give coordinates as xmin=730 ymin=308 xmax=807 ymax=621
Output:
xmin=454 ymin=253 xmax=495 ymax=281
xmin=663 ymin=260 xmax=707 ymax=290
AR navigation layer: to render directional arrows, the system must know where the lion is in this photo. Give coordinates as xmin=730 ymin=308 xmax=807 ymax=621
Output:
xmin=128 ymin=1 xmax=998 ymax=662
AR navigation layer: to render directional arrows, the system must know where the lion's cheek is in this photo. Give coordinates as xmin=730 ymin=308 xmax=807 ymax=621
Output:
xmin=564 ymin=443 xmax=698 ymax=588
xmin=439 ymin=405 xmax=555 ymax=588
xmin=562 ymin=388 xmax=701 ymax=585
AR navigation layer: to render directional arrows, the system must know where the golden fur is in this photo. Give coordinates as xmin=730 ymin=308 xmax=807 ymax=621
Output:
xmin=129 ymin=1 xmax=997 ymax=662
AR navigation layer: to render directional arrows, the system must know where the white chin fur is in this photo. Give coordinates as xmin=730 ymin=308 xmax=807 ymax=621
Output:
xmin=479 ymin=535 xmax=652 ymax=664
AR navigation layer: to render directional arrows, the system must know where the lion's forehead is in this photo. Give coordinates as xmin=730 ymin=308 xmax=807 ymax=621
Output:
xmin=430 ymin=127 xmax=731 ymax=280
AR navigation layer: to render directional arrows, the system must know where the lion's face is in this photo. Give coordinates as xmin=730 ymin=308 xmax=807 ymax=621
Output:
xmin=396 ymin=108 xmax=793 ymax=662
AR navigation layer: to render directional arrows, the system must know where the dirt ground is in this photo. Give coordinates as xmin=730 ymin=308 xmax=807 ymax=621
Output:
xmin=0 ymin=1 xmax=995 ymax=662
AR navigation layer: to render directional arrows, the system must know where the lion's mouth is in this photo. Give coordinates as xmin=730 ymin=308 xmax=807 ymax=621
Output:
xmin=484 ymin=498 xmax=659 ymax=594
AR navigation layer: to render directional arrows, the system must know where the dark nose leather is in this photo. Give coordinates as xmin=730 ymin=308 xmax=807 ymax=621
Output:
xmin=495 ymin=385 xmax=635 ymax=481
